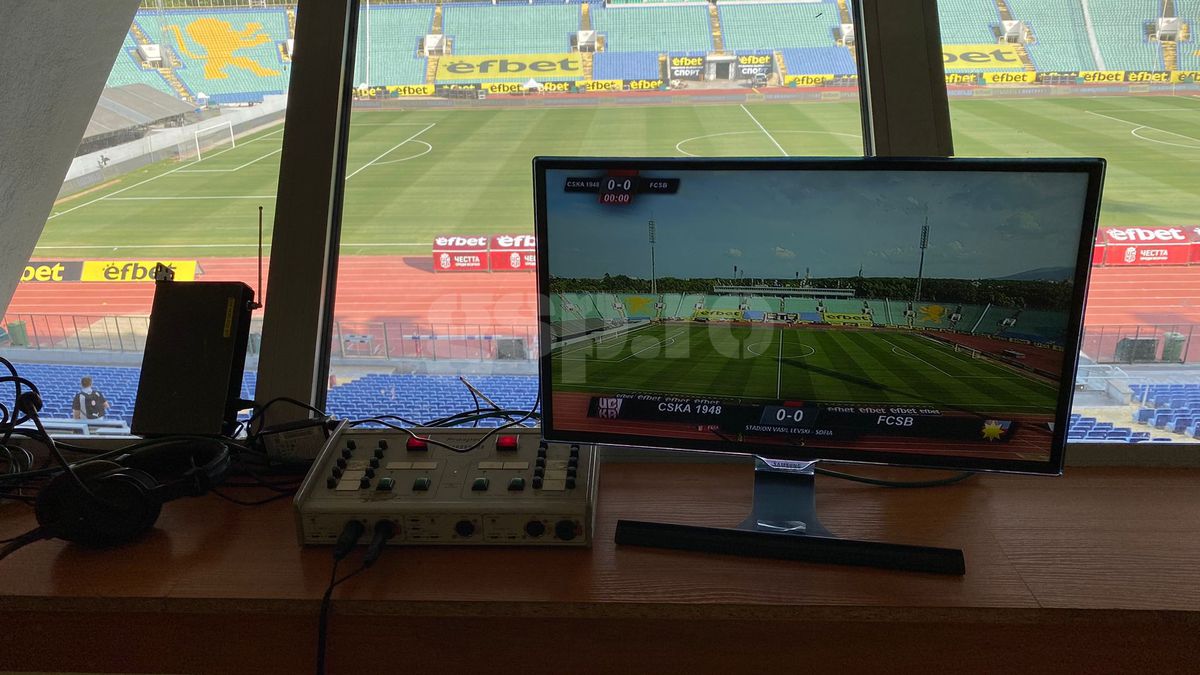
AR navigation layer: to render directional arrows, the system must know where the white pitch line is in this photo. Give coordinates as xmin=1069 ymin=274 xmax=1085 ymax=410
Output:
xmin=47 ymin=139 xmax=253 ymax=220
xmin=106 ymin=195 xmax=277 ymax=201
xmin=345 ymin=122 xmax=436 ymax=180
xmin=177 ymin=148 xmax=283 ymax=173
xmin=1085 ymin=109 xmax=1200 ymax=146
xmin=883 ymin=339 xmax=952 ymax=376
xmin=740 ymin=104 xmax=788 ymax=156
xmin=776 ymin=328 xmax=783 ymax=398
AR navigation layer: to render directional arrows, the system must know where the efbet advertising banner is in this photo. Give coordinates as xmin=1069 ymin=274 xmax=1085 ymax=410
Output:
xmin=432 ymin=235 xmax=490 ymax=272
xmin=1172 ymin=71 xmax=1200 ymax=83
xmin=488 ymin=234 xmax=537 ymax=272
xmin=1100 ymin=226 xmax=1200 ymax=266
xmin=691 ymin=309 xmax=745 ymax=321
xmin=387 ymin=84 xmax=435 ymax=97
xmin=785 ymin=74 xmax=835 ymax=87
xmin=945 ymin=72 xmax=980 ymax=85
xmin=435 ymin=54 xmax=582 ymax=81
xmin=668 ymin=55 xmax=705 ymax=80
xmin=79 ymin=260 xmax=197 ymax=282
xmin=735 ymin=54 xmax=774 ymax=78
xmin=822 ymin=312 xmax=873 ymax=327
xmin=580 ymin=79 xmax=622 ymax=92
xmin=625 ymin=78 xmax=665 ymax=90
xmin=21 ymin=261 xmax=83 ymax=282
xmin=983 ymin=71 xmax=1037 ymax=84
xmin=1078 ymin=70 xmax=1126 ymax=84
xmin=1125 ymin=71 xmax=1172 ymax=83
xmin=942 ymin=44 xmax=1023 ymax=70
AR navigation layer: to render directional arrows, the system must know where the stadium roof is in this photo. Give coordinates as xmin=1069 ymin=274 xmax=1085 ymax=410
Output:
xmin=83 ymin=84 xmax=194 ymax=141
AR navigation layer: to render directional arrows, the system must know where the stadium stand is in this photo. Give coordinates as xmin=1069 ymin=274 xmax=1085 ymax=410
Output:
xmin=783 ymin=298 xmax=819 ymax=314
xmin=589 ymin=5 xmax=712 ymax=53
xmin=106 ymin=35 xmax=175 ymax=95
xmin=442 ymin=4 xmax=579 ymax=56
xmin=1004 ymin=0 xmax=1098 ymax=71
xmin=593 ymin=51 xmax=661 ymax=80
xmin=821 ymin=299 xmax=863 ymax=314
xmin=562 ymin=293 xmax=603 ymax=319
xmin=779 ymin=47 xmax=856 ymax=75
xmin=936 ymin=0 xmax=1000 ymax=43
xmin=593 ymin=293 xmax=626 ymax=321
xmin=659 ymin=294 xmax=683 ymax=318
xmin=718 ymin=2 xmax=840 ymax=51
xmin=137 ymin=9 xmax=290 ymax=104
xmin=18 ymin=361 xmax=540 ymax=430
xmin=1176 ymin=0 xmax=1200 ymax=70
xmin=1089 ymin=0 xmax=1164 ymax=71
xmin=704 ymin=296 xmax=744 ymax=310
xmin=676 ymin=294 xmax=707 ymax=316
xmin=355 ymin=5 xmax=433 ymax=87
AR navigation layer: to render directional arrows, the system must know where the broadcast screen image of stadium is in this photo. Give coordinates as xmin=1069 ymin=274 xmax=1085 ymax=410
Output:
xmin=543 ymin=166 xmax=1090 ymax=462
xmin=6 ymin=0 xmax=1200 ymax=448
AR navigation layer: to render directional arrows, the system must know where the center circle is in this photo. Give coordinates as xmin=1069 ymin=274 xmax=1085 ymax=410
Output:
xmin=675 ymin=130 xmax=860 ymax=157
xmin=746 ymin=340 xmax=816 ymax=359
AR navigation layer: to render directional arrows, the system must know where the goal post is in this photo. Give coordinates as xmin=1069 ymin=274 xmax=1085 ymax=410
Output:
xmin=193 ymin=120 xmax=235 ymax=161
xmin=953 ymin=343 xmax=982 ymax=359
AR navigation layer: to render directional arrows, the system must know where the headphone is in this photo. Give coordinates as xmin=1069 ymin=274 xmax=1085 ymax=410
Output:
xmin=34 ymin=438 xmax=230 ymax=547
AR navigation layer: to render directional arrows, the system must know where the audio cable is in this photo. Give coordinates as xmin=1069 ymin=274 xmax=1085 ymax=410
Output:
xmin=316 ymin=520 xmax=394 ymax=675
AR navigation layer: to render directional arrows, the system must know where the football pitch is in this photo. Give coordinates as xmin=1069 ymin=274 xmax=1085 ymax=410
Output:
xmin=551 ymin=323 xmax=1061 ymax=413
xmin=33 ymin=94 xmax=1200 ymax=260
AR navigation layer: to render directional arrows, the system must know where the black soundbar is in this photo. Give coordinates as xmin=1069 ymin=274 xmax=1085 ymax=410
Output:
xmin=614 ymin=519 xmax=966 ymax=575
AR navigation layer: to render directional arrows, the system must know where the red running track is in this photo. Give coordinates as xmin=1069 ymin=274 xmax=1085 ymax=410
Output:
xmin=8 ymin=258 xmax=1200 ymax=332
xmin=7 ymin=256 xmax=536 ymax=329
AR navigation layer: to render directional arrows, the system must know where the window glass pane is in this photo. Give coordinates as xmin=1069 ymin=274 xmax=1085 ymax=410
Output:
xmin=937 ymin=0 xmax=1200 ymax=445
xmin=6 ymin=1 xmax=294 ymax=434
xmin=330 ymin=0 xmax=863 ymax=426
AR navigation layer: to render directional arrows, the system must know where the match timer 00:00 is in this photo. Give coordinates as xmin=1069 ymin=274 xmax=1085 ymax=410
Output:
xmin=563 ymin=172 xmax=681 ymax=206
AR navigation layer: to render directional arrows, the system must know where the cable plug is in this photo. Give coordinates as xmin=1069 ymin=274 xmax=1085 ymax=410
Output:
xmin=332 ymin=520 xmax=365 ymax=561
xmin=363 ymin=520 xmax=396 ymax=568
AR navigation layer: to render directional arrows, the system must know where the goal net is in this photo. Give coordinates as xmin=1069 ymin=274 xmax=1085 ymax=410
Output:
xmin=954 ymin=344 xmax=982 ymax=359
xmin=192 ymin=121 xmax=235 ymax=161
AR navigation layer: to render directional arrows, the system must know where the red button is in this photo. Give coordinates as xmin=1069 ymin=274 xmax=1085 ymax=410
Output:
xmin=496 ymin=435 xmax=520 ymax=451
xmin=406 ymin=436 xmax=428 ymax=452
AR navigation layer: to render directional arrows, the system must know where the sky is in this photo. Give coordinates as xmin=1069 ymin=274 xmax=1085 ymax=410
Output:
xmin=543 ymin=167 xmax=1093 ymax=280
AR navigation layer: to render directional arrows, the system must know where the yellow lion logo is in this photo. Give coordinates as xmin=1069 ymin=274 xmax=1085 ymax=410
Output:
xmin=918 ymin=305 xmax=946 ymax=323
xmin=168 ymin=18 xmax=280 ymax=80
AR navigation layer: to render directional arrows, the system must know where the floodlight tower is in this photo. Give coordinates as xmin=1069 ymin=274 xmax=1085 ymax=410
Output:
xmin=914 ymin=219 xmax=930 ymax=302
xmin=648 ymin=218 xmax=657 ymax=296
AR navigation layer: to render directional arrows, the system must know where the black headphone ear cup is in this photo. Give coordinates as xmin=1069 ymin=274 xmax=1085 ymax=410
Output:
xmin=35 ymin=461 xmax=163 ymax=548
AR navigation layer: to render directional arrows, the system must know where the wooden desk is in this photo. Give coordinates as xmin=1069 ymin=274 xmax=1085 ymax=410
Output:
xmin=2 ymin=464 xmax=1199 ymax=674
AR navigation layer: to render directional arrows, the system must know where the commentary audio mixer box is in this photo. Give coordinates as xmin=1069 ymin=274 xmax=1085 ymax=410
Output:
xmin=294 ymin=424 xmax=597 ymax=546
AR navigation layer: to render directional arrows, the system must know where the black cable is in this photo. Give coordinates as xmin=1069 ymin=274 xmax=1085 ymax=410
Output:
xmin=0 ymin=527 xmax=46 ymax=562
xmin=316 ymin=560 xmax=366 ymax=675
xmin=365 ymin=391 xmax=541 ymax=454
xmin=813 ymin=467 xmax=976 ymax=488
xmin=246 ymin=397 xmax=326 ymax=437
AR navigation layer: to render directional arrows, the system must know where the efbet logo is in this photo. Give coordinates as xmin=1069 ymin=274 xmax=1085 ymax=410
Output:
xmin=737 ymin=54 xmax=771 ymax=66
xmin=670 ymin=56 xmax=704 ymax=67
xmin=1106 ymin=227 xmax=1188 ymax=242
xmin=437 ymin=54 xmax=581 ymax=80
xmin=79 ymin=260 xmax=197 ymax=282
xmin=494 ymin=234 xmax=536 ymax=248
xmin=597 ymin=398 xmax=623 ymax=420
xmin=434 ymin=235 xmax=488 ymax=248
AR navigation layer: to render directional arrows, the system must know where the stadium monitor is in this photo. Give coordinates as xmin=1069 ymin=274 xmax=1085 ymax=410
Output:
xmin=534 ymin=157 xmax=1104 ymax=573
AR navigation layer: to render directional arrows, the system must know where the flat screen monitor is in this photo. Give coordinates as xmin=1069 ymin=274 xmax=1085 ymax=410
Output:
xmin=535 ymin=157 xmax=1104 ymax=476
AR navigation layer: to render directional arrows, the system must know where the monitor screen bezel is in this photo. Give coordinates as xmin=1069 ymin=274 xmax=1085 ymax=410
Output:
xmin=534 ymin=156 xmax=1105 ymax=476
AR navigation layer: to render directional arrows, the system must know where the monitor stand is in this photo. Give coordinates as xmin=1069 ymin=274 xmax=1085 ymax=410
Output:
xmin=614 ymin=456 xmax=966 ymax=575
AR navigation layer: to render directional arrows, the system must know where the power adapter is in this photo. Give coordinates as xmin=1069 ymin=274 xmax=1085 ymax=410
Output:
xmin=259 ymin=417 xmax=334 ymax=465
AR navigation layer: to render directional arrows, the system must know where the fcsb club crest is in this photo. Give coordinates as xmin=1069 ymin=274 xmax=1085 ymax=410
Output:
xmin=510 ymin=252 xmax=521 ymax=269
xmin=597 ymin=397 xmax=623 ymax=419
xmin=439 ymin=253 xmax=451 ymax=269
xmin=1124 ymin=246 xmax=1137 ymax=263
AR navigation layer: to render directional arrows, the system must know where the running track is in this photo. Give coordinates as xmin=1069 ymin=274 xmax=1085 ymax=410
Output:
xmin=7 ymin=258 xmax=1200 ymax=332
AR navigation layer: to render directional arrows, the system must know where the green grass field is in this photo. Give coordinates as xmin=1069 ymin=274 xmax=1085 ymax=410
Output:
xmin=33 ymin=95 xmax=1200 ymax=259
xmin=551 ymin=323 xmax=1059 ymax=413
